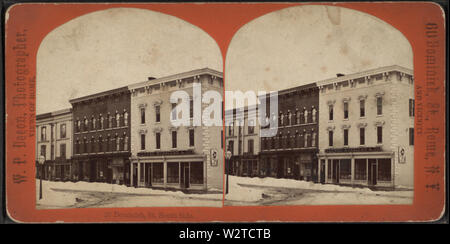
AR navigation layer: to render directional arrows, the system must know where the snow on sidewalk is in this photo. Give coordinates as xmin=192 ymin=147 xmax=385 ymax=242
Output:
xmin=36 ymin=180 xmax=223 ymax=209
xmin=225 ymin=175 xmax=413 ymax=204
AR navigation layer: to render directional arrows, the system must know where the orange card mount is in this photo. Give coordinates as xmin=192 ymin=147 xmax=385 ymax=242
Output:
xmin=4 ymin=2 xmax=446 ymax=223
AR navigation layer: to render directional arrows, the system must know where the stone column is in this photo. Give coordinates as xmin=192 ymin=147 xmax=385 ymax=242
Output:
xmin=163 ymin=158 xmax=167 ymax=188
xmin=130 ymin=162 xmax=133 ymax=187
xmin=137 ymin=162 xmax=141 ymax=187
xmin=324 ymin=158 xmax=328 ymax=183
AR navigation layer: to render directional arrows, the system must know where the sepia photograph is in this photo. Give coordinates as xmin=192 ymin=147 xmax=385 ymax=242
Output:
xmin=223 ymin=5 xmax=414 ymax=206
xmin=34 ymin=8 xmax=224 ymax=209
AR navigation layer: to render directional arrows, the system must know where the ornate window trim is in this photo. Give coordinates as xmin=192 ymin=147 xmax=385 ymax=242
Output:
xmin=374 ymin=121 xmax=385 ymax=127
xmin=341 ymin=124 xmax=351 ymax=130
xmin=357 ymin=122 xmax=368 ymax=128
xmin=326 ymin=126 xmax=335 ymax=131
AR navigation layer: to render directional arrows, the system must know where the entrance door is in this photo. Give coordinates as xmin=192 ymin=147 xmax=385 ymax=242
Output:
xmin=368 ymin=159 xmax=377 ymax=186
xmin=180 ymin=163 xmax=189 ymax=189
xmin=333 ymin=160 xmax=340 ymax=183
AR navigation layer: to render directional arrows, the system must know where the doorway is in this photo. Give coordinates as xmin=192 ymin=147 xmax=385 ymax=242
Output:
xmin=180 ymin=162 xmax=190 ymax=189
xmin=368 ymin=159 xmax=377 ymax=186
xmin=332 ymin=159 xmax=340 ymax=183
xmin=320 ymin=160 xmax=325 ymax=183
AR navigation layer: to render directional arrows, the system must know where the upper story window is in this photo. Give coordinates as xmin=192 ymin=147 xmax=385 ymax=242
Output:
xmin=228 ymin=122 xmax=234 ymax=136
xmin=343 ymin=102 xmax=349 ymax=119
xmin=171 ymin=103 xmax=177 ymax=121
xmin=40 ymin=145 xmax=46 ymax=158
xmin=41 ymin=126 xmax=47 ymax=141
xmin=328 ymin=130 xmax=333 ymax=147
xmin=296 ymin=110 xmax=300 ymax=124
xmin=360 ymin=100 xmax=365 ymax=117
xmin=124 ymin=111 xmax=128 ymax=126
xmin=312 ymin=108 xmax=317 ymax=123
xmin=189 ymin=129 xmax=195 ymax=147
xmin=248 ymin=139 xmax=254 ymax=154
xmin=377 ymin=126 xmax=383 ymax=144
xmin=172 ymin=131 xmax=177 ymax=148
xmin=343 ymin=129 xmax=349 ymax=146
xmin=99 ymin=115 xmax=104 ymax=129
xmin=156 ymin=132 xmax=161 ymax=149
xmin=329 ymin=105 xmax=334 ymax=121
xmin=140 ymin=107 xmax=146 ymax=124
xmin=409 ymin=128 xmax=414 ymax=145
xmin=155 ymin=105 xmax=161 ymax=122
xmin=84 ymin=118 xmax=89 ymax=131
xmin=60 ymin=124 xmax=66 ymax=139
xmin=115 ymin=112 xmax=120 ymax=127
xmin=248 ymin=119 xmax=255 ymax=134
xmin=140 ymin=134 xmax=146 ymax=150
xmin=409 ymin=99 xmax=415 ymax=117
xmin=376 ymin=97 xmax=383 ymax=115
xmin=360 ymin=127 xmax=365 ymax=145
xmin=304 ymin=109 xmax=309 ymax=124
xmin=190 ymin=99 xmax=194 ymax=119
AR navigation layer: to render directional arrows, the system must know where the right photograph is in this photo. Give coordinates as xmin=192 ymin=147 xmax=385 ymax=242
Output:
xmin=224 ymin=5 xmax=414 ymax=206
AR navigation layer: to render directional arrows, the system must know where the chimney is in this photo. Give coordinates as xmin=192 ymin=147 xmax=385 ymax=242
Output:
xmin=336 ymin=73 xmax=345 ymax=77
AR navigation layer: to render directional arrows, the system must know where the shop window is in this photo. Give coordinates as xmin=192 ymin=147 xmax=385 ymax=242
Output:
xmin=377 ymin=158 xmax=391 ymax=181
xmin=167 ymin=162 xmax=179 ymax=183
xmin=339 ymin=159 xmax=351 ymax=180
xmin=355 ymin=159 xmax=367 ymax=180
xmin=140 ymin=163 xmax=145 ymax=182
xmin=152 ymin=163 xmax=163 ymax=183
xmin=190 ymin=162 xmax=204 ymax=184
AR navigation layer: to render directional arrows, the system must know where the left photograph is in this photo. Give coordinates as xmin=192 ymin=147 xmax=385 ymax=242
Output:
xmin=35 ymin=8 xmax=224 ymax=209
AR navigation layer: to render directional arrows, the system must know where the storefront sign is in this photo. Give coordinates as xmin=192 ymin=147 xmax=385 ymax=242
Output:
xmin=325 ymin=146 xmax=382 ymax=153
xmin=137 ymin=149 xmax=195 ymax=157
xmin=398 ymin=147 xmax=406 ymax=164
xmin=210 ymin=149 xmax=218 ymax=167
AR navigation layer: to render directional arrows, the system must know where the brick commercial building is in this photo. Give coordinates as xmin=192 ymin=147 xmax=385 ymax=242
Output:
xmin=317 ymin=65 xmax=414 ymax=189
xmin=259 ymin=83 xmax=320 ymax=181
xmin=35 ymin=108 xmax=73 ymax=181
xmin=128 ymin=68 xmax=223 ymax=192
xmin=70 ymin=87 xmax=131 ymax=184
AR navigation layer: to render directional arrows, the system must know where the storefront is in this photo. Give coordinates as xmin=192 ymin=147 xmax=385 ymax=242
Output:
xmin=258 ymin=149 xmax=318 ymax=181
xmin=131 ymin=150 xmax=207 ymax=191
xmin=317 ymin=147 xmax=395 ymax=188
xmin=72 ymin=153 xmax=130 ymax=184
xmin=229 ymin=154 xmax=258 ymax=177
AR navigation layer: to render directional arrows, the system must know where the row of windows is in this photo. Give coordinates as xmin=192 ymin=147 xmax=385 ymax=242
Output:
xmin=227 ymin=121 xmax=255 ymax=136
xmin=137 ymin=162 xmax=204 ymax=185
xmin=40 ymin=144 xmax=66 ymax=159
xmin=140 ymin=129 xmax=195 ymax=151
xmin=328 ymin=97 xmax=415 ymax=121
xmin=328 ymin=127 xmax=414 ymax=147
xmin=140 ymin=101 xmax=196 ymax=125
xmin=227 ymin=139 xmax=255 ymax=155
xmin=75 ymin=135 xmax=129 ymax=154
xmin=261 ymin=132 xmax=317 ymax=150
xmin=40 ymin=124 xmax=67 ymax=141
xmin=75 ymin=111 xmax=128 ymax=133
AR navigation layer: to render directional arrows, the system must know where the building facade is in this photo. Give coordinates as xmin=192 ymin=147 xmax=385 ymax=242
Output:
xmin=317 ymin=65 xmax=414 ymax=189
xmin=225 ymin=105 xmax=261 ymax=177
xmin=35 ymin=108 xmax=73 ymax=181
xmin=70 ymin=87 xmax=131 ymax=185
xmin=129 ymin=68 xmax=223 ymax=192
xmin=259 ymin=83 xmax=320 ymax=181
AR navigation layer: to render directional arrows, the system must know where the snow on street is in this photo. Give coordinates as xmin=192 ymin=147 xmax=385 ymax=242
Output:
xmin=224 ymin=176 xmax=413 ymax=206
xmin=36 ymin=180 xmax=222 ymax=209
